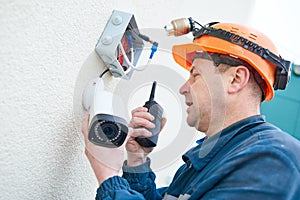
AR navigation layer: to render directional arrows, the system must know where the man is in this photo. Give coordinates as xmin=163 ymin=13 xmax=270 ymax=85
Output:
xmin=82 ymin=21 xmax=300 ymax=199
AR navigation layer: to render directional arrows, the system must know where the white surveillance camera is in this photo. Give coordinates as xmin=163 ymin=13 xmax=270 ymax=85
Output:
xmin=82 ymin=77 xmax=128 ymax=148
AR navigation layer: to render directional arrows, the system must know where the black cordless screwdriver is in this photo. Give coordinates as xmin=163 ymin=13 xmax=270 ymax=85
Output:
xmin=135 ymin=81 xmax=164 ymax=147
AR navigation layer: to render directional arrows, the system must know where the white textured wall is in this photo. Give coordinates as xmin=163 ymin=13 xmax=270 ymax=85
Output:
xmin=0 ymin=0 xmax=260 ymax=199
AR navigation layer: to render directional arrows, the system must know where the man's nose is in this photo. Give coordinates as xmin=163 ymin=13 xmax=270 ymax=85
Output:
xmin=179 ymin=81 xmax=190 ymax=95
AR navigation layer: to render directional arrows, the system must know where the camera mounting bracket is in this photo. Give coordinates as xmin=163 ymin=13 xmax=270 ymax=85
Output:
xmin=82 ymin=78 xmax=102 ymax=111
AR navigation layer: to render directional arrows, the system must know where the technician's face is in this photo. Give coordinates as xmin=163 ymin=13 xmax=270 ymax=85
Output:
xmin=179 ymin=58 xmax=227 ymax=134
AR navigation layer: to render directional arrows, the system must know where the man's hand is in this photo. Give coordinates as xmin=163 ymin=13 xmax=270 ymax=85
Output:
xmin=126 ymin=107 xmax=167 ymax=166
xmin=82 ymin=114 xmax=124 ymax=185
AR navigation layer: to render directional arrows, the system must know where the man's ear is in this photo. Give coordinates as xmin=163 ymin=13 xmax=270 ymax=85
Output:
xmin=228 ymin=66 xmax=250 ymax=94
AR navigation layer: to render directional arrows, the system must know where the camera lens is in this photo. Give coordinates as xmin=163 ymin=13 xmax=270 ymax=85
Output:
xmin=95 ymin=121 xmax=121 ymax=142
xmin=103 ymin=125 xmax=115 ymax=136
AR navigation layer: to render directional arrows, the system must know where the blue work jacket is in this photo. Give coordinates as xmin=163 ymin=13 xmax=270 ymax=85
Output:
xmin=96 ymin=115 xmax=300 ymax=199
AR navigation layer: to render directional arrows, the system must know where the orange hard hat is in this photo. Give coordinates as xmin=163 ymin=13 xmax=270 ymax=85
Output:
xmin=172 ymin=22 xmax=285 ymax=101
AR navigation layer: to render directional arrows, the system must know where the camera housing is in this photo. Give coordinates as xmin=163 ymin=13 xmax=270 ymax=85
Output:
xmin=88 ymin=114 xmax=128 ymax=147
xmin=82 ymin=77 xmax=128 ymax=148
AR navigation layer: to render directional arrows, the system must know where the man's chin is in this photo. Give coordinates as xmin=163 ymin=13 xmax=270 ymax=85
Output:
xmin=186 ymin=118 xmax=196 ymax=128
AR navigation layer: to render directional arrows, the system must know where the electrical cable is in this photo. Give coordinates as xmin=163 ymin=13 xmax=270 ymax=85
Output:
xmin=118 ymin=42 xmax=144 ymax=72
xmin=119 ymin=41 xmax=159 ymax=71
xmin=136 ymin=33 xmax=159 ymax=65
xmin=147 ymin=42 xmax=158 ymax=64
xmin=99 ymin=69 xmax=110 ymax=78
xmin=116 ymin=32 xmax=159 ymax=73
xmin=193 ymin=20 xmax=206 ymax=29
xmin=126 ymin=34 xmax=134 ymax=63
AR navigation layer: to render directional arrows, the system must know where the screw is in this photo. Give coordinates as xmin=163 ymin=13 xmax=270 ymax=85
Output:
xmin=112 ymin=15 xmax=122 ymax=25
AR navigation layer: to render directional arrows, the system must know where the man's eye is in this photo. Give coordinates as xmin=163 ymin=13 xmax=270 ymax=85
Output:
xmin=193 ymin=73 xmax=200 ymax=78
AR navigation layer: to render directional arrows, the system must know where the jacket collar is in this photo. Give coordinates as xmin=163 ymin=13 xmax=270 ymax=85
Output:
xmin=182 ymin=115 xmax=266 ymax=171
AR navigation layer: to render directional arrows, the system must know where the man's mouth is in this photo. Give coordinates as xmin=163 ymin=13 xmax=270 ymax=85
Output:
xmin=186 ymin=102 xmax=193 ymax=107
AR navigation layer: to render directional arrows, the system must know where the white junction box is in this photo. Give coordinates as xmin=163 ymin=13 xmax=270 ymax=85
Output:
xmin=95 ymin=10 xmax=144 ymax=79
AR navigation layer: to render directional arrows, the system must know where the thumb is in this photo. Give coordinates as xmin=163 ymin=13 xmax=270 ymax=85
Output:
xmin=160 ymin=117 xmax=167 ymax=132
xmin=82 ymin=114 xmax=90 ymax=145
